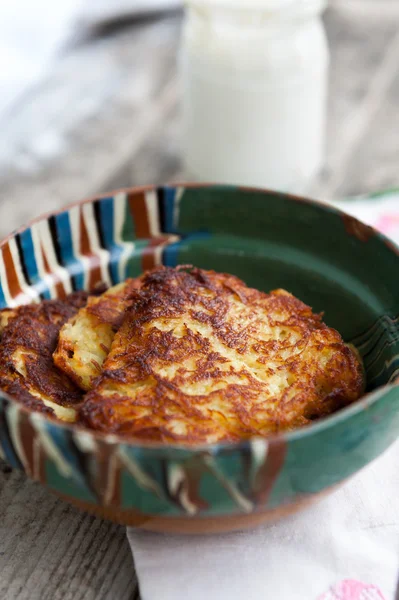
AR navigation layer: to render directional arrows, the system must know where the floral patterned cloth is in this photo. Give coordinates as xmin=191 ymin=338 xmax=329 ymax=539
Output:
xmin=318 ymin=579 xmax=387 ymax=600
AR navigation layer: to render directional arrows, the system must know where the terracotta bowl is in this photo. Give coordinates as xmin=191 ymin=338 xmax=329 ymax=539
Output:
xmin=1 ymin=184 xmax=398 ymax=534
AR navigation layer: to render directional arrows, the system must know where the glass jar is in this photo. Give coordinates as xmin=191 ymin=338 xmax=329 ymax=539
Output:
xmin=180 ymin=0 xmax=329 ymax=192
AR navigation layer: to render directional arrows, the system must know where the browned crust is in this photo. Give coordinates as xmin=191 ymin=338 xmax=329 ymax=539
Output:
xmin=85 ymin=278 xmax=141 ymax=329
xmin=0 ymin=292 xmax=90 ymax=416
xmin=80 ymin=267 xmax=364 ymax=443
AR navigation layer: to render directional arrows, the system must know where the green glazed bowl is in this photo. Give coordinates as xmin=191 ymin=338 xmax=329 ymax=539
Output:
xmin=0 ymin=184 xmax=398 ymax=534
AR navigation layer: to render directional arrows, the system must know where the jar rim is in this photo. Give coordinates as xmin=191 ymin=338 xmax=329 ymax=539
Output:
xmin=184 ymin=0 xmax=327 ymax=13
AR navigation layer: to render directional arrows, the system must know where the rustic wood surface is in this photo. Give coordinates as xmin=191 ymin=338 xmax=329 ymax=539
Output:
xmin=0 ymin=2 xmax=399 ymax=599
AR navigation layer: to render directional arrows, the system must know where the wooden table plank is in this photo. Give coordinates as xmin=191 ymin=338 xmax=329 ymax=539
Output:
xmin=0 ymin=464 xmax=137 ymax=600
xmin=0 ymin=15 xmax=181 ymax=239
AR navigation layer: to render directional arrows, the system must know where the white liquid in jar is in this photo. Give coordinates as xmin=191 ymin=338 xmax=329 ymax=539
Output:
xmin=181 ymin=0 xmax=329 ymax=192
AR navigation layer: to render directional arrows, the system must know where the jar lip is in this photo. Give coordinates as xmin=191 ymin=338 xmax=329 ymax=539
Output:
xmin=185 ymin=0 xmax=327 ymax=12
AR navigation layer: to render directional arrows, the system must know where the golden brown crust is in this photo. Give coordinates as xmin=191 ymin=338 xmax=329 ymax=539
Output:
xmin=80 ymin=267 xmax=364 ymax=443
xmin=53 ymin=278 xmax=141 ymax=391
xmin=0 ymin=292 xmax=90 ymax=421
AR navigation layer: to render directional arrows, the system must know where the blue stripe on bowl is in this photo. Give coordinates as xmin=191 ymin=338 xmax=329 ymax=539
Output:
xmin=161 ymin=187 xmax=177 ymax=233
xmin=54 ymin=211 xmax=85 ymax=290
xmin=97 ymin=197 xmax=123 ymax=284
xmin=18 ymin=229 xmax=52 ymax=299
xmin=0 ymin=270 xmax=8 ymax=308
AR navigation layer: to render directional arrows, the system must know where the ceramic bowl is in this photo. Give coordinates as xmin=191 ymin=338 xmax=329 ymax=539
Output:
xmin=0 ymin=184 xmax=398 ymax=534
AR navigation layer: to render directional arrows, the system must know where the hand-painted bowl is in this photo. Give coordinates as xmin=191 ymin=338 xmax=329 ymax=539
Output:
xmin=1 ymin=184 xmax=398 ymax=534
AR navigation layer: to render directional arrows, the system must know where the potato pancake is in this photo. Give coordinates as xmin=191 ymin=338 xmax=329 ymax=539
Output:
xmin=53 ymin=278 xmax=141 ymax=391
xmin=80 ymin=267 xmax=364 ymax=443
xmin=0 ymin=292 xmax=90 ymax=422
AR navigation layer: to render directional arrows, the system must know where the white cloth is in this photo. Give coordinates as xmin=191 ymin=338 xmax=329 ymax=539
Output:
xmin=128 ymin=443 xmax=399 ymax=600
xmin=0 ymin=0 xmax=181 ymax=117
xmin=127 ymin=194 xmax=399 ymax=600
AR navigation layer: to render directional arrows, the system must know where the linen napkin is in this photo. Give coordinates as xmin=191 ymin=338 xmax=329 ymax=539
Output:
xmin=127 ymin=191 xmax=399 ymax=600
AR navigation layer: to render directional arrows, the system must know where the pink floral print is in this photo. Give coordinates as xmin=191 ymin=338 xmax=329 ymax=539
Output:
xmin=318 ymin=579 xmax=386 ymax=600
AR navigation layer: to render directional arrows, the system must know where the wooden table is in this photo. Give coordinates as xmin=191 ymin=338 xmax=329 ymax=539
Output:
xmin=1 ymin=2 xmax=399 ymax=598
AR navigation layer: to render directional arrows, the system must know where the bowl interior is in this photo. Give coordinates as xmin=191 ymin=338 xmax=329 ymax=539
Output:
xmin=2 ymin=185 xmax=398 ymax=392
